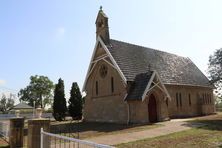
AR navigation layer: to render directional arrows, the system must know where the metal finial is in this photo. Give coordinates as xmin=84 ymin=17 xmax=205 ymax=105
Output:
xmin=100 ymin=6 xmax=103 ymax=10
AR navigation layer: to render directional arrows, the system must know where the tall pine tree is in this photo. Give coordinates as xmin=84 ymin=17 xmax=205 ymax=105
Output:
xmin=68 ymin=82 xmax=83 ymax=120
xmin=53 ymin=78 xmax=67 ymax=121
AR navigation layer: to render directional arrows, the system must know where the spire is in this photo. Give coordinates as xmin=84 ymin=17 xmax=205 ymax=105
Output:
xmin=95 ymin=7 xmax=110 ymax=45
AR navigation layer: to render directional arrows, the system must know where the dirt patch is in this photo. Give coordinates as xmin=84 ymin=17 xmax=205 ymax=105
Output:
xmin=0 ymin=138 xmax=8 ymax=147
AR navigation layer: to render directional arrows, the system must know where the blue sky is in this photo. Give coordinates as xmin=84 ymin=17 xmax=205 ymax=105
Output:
xmin=0 ymin=0 xmax=222 ymax=100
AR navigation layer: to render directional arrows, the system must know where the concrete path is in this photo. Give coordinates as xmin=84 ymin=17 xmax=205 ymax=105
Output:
xmin=85 ymin=120 xmax=205 ymax=146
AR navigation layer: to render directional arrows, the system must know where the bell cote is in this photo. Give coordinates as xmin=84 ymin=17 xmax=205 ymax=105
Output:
xmin=95 ymin=6 xmax=110 ymax=45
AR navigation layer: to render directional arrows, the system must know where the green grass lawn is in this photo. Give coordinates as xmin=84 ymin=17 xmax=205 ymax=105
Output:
xmin=0 ymin=146 xmax=9 ymax=148
xmin=116 ymin=113 xmax=222 ymax=148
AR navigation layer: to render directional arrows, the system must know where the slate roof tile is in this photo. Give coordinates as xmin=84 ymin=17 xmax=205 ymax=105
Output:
xmin=126 ymin=72 xmax=153 ymax=100
xmin=108 ymin=39 xmax=213 ymax=89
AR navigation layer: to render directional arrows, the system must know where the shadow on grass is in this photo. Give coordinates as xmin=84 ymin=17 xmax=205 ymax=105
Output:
xmin=50 ymin=121 xmax=156 ymax=134
xmin=0 ymin=146 xmax=9 ymax=148
xmin=181 ymin=119 xmax=222 ymax=131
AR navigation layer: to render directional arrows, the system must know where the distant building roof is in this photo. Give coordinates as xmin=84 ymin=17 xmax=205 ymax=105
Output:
xmin=13 ymin=102 xmax=33 ymax=109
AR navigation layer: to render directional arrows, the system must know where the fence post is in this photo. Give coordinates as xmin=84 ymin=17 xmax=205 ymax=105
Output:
xmin=28 ymin=119 xmax=50 ymax=148
xmin=9 ymin=117 xmax=24 ymax=148
xmin=40 ymin=128 xmax=43 ymax=148
xmin=6 ymin=122 xmax=9 ymax=137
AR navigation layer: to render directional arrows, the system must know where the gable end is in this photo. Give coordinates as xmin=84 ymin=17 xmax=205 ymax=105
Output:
xmin=82 ymin=36 xmax=127 ymax=92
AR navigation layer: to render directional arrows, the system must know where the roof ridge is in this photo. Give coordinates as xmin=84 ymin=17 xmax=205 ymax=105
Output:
xmin=110 ymin=38 xmax=188 ymax=60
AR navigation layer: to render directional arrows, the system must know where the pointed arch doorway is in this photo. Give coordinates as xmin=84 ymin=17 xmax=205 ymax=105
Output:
xmin=148 ymin=94 xmax=158 ymax=123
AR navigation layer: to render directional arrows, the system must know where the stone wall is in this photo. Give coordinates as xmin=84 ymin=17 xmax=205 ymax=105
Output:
xmin=128 ymin=88 xmax=169 ymax=123
xmin=83 ymin=60 xmax=128 ymax=123
xmin=165 ymin=84 xmax=215 ymax=118
xmin=128 ymin=100 xmax=148 ymax=123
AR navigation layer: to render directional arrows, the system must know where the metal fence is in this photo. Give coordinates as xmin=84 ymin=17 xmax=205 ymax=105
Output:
xmin=0 ymin=121 xmax=9 ymax=143
xmin=41 ymin=128 xmax=115 ymax=148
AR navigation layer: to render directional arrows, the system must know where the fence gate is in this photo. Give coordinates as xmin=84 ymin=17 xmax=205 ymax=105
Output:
xmin=0 ymin=121 xmax=9 ymax=143
xmin=40 ymin=128 xmax=115 ymax=148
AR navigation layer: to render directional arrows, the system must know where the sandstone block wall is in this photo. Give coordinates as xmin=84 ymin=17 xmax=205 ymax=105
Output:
xmin=165 ymin=84 xmax=215 ymax=118
xmin=83 ymin=60 xmax=128 ymax=123
xmin=128 ymin=88 xmax=169 ymax=124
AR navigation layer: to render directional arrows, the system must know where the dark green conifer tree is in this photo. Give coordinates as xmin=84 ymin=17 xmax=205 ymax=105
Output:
xmin=68 ymin=82 xmax=83 ymax=120
xmin=53 ymin=78 xmax=67 ymax=121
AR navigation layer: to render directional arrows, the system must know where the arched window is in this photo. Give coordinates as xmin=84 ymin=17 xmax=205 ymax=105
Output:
xmin=176 ymin=93 xmax=179 ymax=107
xmin=166 ymin=98 xmax=168 ymax=107
xmin=111 ymin=77 xmax=114 ymax=93
xmin=189 ymin=93 xmax=191 ymax=106
xmin=209 ymin=94 xmax=212 ymax=104
xmin=179 ymin=93 xmax=182 ymax=107
xmin=202 ymin=94 xmax=205 ymax=104
xmin=96 ymin=81 xmax=98 ymax=96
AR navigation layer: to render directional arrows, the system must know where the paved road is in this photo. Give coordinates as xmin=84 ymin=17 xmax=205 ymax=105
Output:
xmin=84 ymin=120 xmax=205 ymax=146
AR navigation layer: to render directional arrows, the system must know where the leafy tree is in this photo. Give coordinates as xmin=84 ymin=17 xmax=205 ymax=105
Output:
xmin=18 ymin=75 xmax=54 ymax=108
xmin=208 ymin=48 xmax=222 ymax=100
xmin=68 ymin=82 xmax=83 ymax=120
xmin=53 ymin=78 xmax=67 ymax=121
xmin=215 ymin=95 xmax=222 ymax=107
xmin=0 ymin=93 xmax=15 ymax=113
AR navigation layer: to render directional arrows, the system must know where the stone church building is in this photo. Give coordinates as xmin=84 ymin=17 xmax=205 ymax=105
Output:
xmin=82 ymin=8 xmax=215 ymax=124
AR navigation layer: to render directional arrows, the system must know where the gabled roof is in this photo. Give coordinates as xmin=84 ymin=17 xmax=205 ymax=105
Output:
xmin=126 ymin=71 xmax=172 ymax=101
xmin=108 ymin=39 xmax=213 ymax=88
xmin=13 ymin=102 xmax=33 ymax=109
xmin=82 ymin=36 xmax=127 ymax=92
xmin=126 ymin=72 xmax=153 ymax=100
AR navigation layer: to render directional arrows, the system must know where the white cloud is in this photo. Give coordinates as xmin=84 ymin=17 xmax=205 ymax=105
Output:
xmin=0 ymin=80 xmax=6 ymax=86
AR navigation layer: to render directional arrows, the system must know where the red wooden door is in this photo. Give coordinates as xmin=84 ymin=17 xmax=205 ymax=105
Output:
xmin=148 ymin=94 xmax=157 ymax=123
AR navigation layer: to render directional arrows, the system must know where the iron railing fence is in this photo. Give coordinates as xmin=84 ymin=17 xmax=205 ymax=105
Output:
xmin=41 ymin=128 xmax=115 ymax=148
xmin=0 ymin=121 xmax=9 ymax=143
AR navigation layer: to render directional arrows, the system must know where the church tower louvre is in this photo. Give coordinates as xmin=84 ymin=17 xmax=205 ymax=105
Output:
xmin=95 ymin=6 xmax=110 ymax=45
